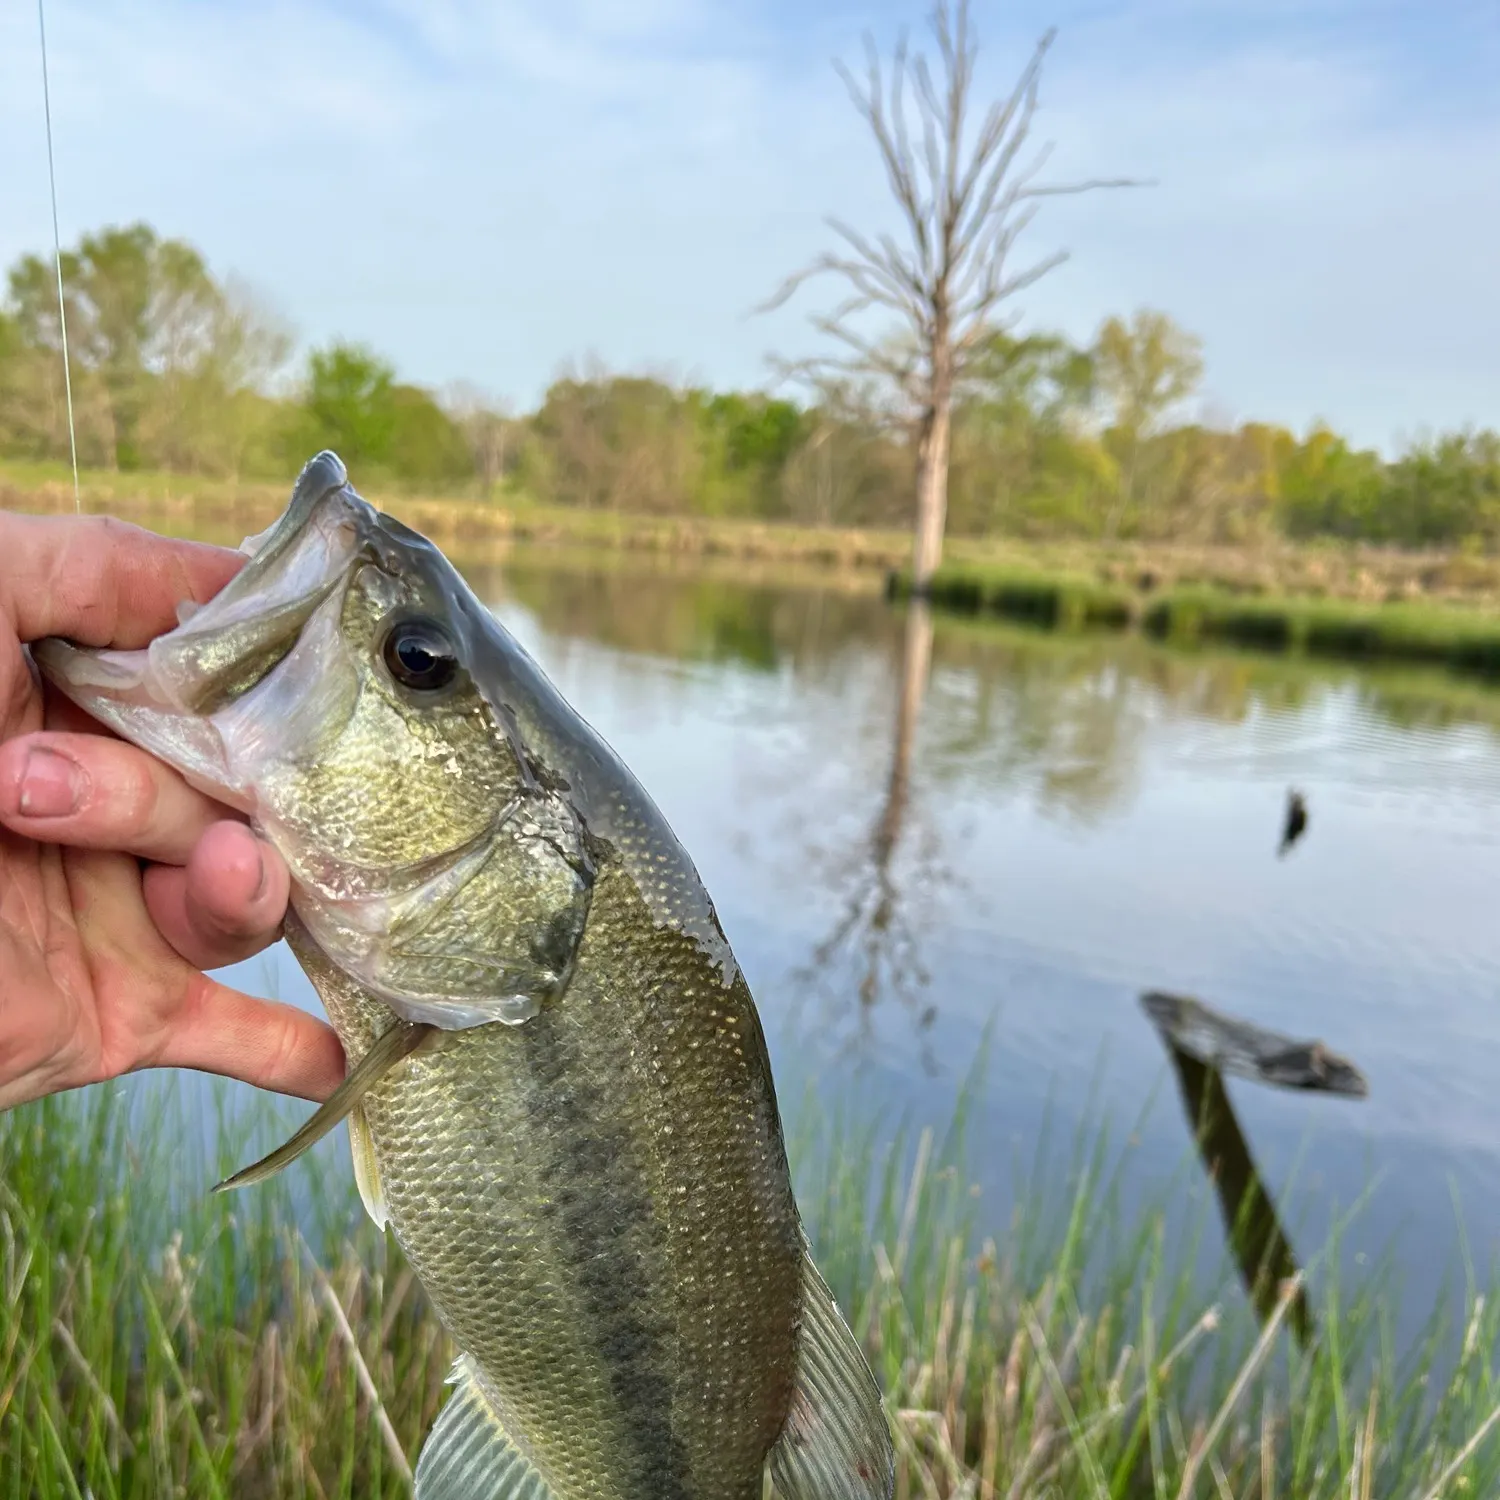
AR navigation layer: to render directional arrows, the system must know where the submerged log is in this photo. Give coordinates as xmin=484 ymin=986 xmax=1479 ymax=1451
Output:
xmin=1140 ymin=990 xmax=1368 ymax=1098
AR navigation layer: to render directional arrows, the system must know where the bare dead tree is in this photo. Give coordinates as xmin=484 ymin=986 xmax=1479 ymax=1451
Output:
xmin=762 ymin=1 xmax=1140 ymax=589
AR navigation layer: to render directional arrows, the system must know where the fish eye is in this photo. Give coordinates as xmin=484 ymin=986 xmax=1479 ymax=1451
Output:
xmin=381 ymin=616 xmax=459 ymax=693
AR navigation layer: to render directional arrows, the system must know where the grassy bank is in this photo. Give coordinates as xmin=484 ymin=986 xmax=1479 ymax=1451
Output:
xmin=0 ymin=461 xmax=910 ymax=573
xmin=11 ymin=459 xmax=1500 ymax=615
xmin=903 ymin=561 xmax=1500 ymax=680
xmin=932 ymin=604 xmax=1500 ymax=740
xmin=3 ymin=1073 xmax=1500 ymax=1498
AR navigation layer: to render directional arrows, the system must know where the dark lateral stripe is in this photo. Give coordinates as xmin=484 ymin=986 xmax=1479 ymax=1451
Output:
xmin=522 ymin=1012 xmax=694 ymax=1500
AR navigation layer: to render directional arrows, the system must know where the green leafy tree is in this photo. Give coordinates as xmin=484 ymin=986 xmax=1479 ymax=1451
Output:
xmin=4 ymin=224 xmax=287 ymax=473
xmin=1274 ymin=425 xmax=1387 ymax=541
xmin=297 ymin=343 xmax=399 ymax=469
xmin=968 ymin=328 xmax=1096 ymax=425
xmin=1376 ymin=432 xmax=1500 ymax=549
xmin=519 ymin=371 xmax=710 ymax=513
xmin=1093 ymin=309 xmax=1204 ymax=534
xmin=291 ymin=345 xmax=472 ymax=485
xmin=10 ymin=225 xmax=194 ymax=468
xmin=947 ymin=329 xmax=1105 ymax=535
xmin=387 ymin=386 xmax=475 ymax=485
xmin=700 ymin=392 xmax=809 ymax=517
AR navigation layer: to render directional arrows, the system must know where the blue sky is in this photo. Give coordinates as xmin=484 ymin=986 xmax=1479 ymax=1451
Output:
xmin=3 ymin=0 xmax=1497 ymax=451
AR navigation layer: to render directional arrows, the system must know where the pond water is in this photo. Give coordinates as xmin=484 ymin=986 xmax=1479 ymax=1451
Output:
xmin=199 ymin=542 xmax=1500 ymax=1346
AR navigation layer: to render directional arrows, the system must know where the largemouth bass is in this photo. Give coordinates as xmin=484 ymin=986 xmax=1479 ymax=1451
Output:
xmin=36 ymin=452 xmax=894 ymax=1500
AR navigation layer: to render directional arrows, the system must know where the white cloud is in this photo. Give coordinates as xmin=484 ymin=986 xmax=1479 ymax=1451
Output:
xmin=1 ymin=0 xmax=1495 ymax=450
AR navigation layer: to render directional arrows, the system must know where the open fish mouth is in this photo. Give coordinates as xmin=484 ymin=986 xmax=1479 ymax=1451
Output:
xmin=33 ymin=452 xmax=368 ymax=808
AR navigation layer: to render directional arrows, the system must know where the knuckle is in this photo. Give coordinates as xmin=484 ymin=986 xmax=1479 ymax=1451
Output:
xmin=111 ymin=751 xmax=163 ymax=839
xmin=265 ymin=1010 xmax=305 ymax=1091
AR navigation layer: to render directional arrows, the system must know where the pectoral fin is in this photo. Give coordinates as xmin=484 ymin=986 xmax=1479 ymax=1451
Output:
xmin=768 ymin=1244 xmax=894 ymax=1500
xmin=213 ymin=1019 xmax=435 ymax=1193
xmin=415 ymin=1354 xmax=556 ymax=1499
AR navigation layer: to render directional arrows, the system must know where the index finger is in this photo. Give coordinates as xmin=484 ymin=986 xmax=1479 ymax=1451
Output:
xmin=0 ymin=512 xmax=247 ymax=648
xmin=160 ymin=973 xmax=346 ymax=1103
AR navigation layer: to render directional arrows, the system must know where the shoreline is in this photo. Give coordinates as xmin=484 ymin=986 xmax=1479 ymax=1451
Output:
xmin=896 ymin=562 xmax=1500 ymax=680
xmin=10 ymin=462 xmax=1500 ymax=678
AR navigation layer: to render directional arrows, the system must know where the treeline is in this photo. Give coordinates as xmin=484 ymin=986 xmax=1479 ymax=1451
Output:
xmin=3 ymin=223 xmax=1498 ymax=550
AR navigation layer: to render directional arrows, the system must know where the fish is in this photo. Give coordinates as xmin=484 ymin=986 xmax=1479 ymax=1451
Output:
xmin=35 ymin=451 xmax=895 ymax=1500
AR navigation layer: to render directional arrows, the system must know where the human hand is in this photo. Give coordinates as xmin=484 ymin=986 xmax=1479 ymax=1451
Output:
xmin=0 ymin=512 xmax=344 ymax=1110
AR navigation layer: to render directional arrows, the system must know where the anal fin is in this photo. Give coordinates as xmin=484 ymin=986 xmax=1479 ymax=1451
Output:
xmin=415 ymin=1354 xmax=555 ymax=1500
xmin=348 ymin=1102 xmax=388 ymax=1230
xmin=768 ymin=1243 xmax=894 ymax=1500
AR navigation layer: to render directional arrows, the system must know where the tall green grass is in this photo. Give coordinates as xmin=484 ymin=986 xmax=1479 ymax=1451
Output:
xmin=0 ymin=1081 xmax=448 ymax=1499
xmin=1143 ymin=589 xmax=1500 ymax=675
xmin=904 ymin=560 xmax=1500 ymax=680
xmin=895 ymin=564 xmax=1139 ymax=632
xmin=3 ymin=1071 xmax=1499 ymax=1498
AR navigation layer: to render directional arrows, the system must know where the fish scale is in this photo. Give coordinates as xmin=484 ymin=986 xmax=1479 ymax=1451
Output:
xmin=301 ymin=862 xmax=801 ymax=1499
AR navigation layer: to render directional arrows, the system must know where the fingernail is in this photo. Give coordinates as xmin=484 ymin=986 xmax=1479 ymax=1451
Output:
xmin=249 ymin=835 xmax=270 ymax=902
xmin=19 ymin=748 xmax=82 ymax=818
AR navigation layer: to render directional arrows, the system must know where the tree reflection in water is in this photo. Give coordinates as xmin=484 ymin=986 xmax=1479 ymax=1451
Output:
xmin=790 ymin=600 xmax=955 ymax=1066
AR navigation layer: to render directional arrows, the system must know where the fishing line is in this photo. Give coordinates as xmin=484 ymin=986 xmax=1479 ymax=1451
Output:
xmin=36 ymin=0 xmax=80 ymax=512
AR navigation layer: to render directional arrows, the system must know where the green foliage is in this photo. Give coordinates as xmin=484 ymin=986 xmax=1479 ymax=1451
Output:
xmin=281 ymin=345 xmax=475 ymax=486
xmin=387 ymin=385 xmax=475 ymax=485
xmin=1275 ymin=426 xmax=1388 ymax=542
xmin=914 ymin=561 xmax=1500 ymax=681
xmin=704 ymin=390 xmax=805 ymax=472
xmin=946 ymin=328 xmax=1114 ymax=537
xmin=517 ymin=373 xmax=709 ymax=513
xmin=1376 ymin=431 xmax=1500 ymax=549
xmin=3 ymin=223 xmax=269 ymax=473
xmin=5 ymin=223 xmax=1500 ymax=551
xmin=1094 ymin=308 xmax=1205 ymax=439
xmin=699 ymin=390 xmax=809 ymax=517
xmin=298 ymin=342 xmax=399 ymax=467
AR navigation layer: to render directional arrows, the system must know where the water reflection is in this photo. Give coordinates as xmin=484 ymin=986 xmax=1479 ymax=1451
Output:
xmin=793 ymin=600 xmax=943 ymax=1058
